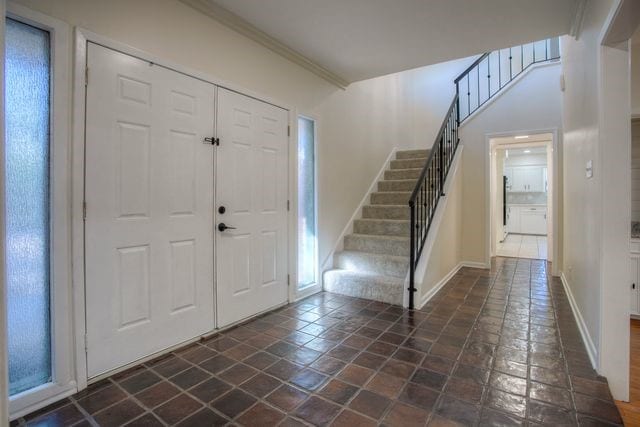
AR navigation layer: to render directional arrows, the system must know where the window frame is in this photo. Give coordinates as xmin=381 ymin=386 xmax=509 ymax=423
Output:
xmin=6 ymin=3 xmax=74 ymax=419
xmin=295 ymin=115 xmax=319 ymax=293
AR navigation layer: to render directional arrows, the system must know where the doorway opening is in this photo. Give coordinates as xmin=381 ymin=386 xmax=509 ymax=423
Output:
xmin=489 ymin=132 xmax=554 ymax=262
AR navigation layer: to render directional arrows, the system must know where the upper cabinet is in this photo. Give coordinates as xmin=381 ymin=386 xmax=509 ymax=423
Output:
xmin=506 ymin=165 xmax=547 ymax=192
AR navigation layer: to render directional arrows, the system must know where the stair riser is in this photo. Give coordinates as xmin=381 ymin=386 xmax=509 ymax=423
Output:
xmin=323 ymin=270 xmax=403 ymax=305
xmin=344 ymin=235 xmax=410 ymax=256
xmin=334 ymin=252 xmax=408 ymax=278
xmin=362 ymin=205 xmax=410 ymax=220
xmin=353 ymin=219 xmax=410 ymax=237
xmin=396 ymin=150 xmax=430 ymax=160
xmin=390 ymin=159 xmax=427 ymax=170
xmin=378 ymin=180 xmax=416 ymax=192
xmin=371 ymin=192 xmax=410 ymax=205
xmin=384 ymin=169 xmax=421 ymax=180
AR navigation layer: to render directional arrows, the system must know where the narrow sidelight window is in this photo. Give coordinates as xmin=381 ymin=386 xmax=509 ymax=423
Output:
xmin=297 ymin=117 xmax=317 ymax=289
xmin=5 ymin=17 xmax=52 ymax=396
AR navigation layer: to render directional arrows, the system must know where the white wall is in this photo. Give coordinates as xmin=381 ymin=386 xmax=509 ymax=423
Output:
xmin=632 ymin=42 xmax=640 ymax=116
xmin=632 ymin=121 xmax=640 ymax=221
xmin=8 ymin=0 xmax=476 ymax=295
xmin=459 ymin=63 xmax=563 ymax=266
xmin=416 ymin=150 xmax=464 ymax=305
xmin=560 ymin=0 xmax=630 ymax=400
xmin=316 ymin=57 xmax=475 ymax=268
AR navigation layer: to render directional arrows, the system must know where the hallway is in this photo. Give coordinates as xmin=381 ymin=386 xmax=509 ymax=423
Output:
xmin=12 ymin=258 xmax=622 ymax=426
xmin=496 ymin=234 xmax=548 ymax=260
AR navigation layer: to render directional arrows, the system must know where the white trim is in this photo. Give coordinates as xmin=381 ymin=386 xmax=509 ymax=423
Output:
xmin=484 ymin=128 xmax=560 ymax=277
xmin=418 ymin=263 xmax=462 ymax=309
xmin=73 ymin=28 xmax=296 ymax=393
xmin=294 ymin=115 xmax=320 ymax=293
xmin=0 ymin=2 xmax=7 ymax=425
xmin=319 ymin=147 xmax=398 ymax=281
xmin=77 ymin=29 xmax=294 ymax=113
xmin=294 ymin=283 xmax=322 ymax=302
xmin=570 ymin=0 xmax=588 ymax=40
xmin=460 ymin=61 xmax=561 ymax=128
xmin=417 ymin=261 xmax=489 ymax=309
xmin=407 ymin=146 xmax=469 ymax=307
xmin=178 ymin=0 xmax=348 ymax=89
xmin=5 ymin=3 xmax=74 ymax=419
xmin=460 ymin=261 xmax=491 ymax=269
xmin=560 ymin=273 xmax=599 ymax=369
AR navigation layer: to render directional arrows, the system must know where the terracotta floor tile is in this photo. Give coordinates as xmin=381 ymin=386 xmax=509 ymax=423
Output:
xmin=331 ymin=409 xmax=377 ymax=427
xmin=18 ymin=258 xmax=623 ymax=427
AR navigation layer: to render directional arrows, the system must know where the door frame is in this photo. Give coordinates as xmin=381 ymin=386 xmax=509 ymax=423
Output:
xmin=72 ymin=28 xmax=294 ymax=391
xmin=484 ymin=128 xmax=560 ymax=276
xmin=6 ymin=3 xmax=75 ymax=419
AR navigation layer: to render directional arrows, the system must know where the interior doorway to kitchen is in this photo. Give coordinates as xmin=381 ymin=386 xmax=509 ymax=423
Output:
xmin=489 ymin=132 xmax=554 ymax=262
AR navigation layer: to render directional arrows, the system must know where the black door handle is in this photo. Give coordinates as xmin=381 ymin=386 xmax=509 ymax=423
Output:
xmin=218 ymin=223 xmax=236 ymax=232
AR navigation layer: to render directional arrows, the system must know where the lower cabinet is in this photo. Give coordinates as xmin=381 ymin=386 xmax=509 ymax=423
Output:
xmin=507 ymin=206 xmax=547 ymax=235
xmin=632 ymin=254 xmax=640 ymax=315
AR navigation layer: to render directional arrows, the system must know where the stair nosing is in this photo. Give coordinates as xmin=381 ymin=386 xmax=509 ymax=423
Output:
xmin=326 ymin=268 xmax=405 ymax=281
xmin=354 ymin=218 xmax=409 ymax=223
xmin=337 ymin=249 xmax=409 ymax=261
xmin=364 ymin=204 xmax=407 ymax=207
xmin=348 ymin=233 xmax=410 ymax=241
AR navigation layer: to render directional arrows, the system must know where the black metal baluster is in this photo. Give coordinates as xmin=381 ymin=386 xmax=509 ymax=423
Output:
xmin=509 ymin=47 xmax=512 ymax=80
xmin=476 ymin=65 xmax=480 ymax=111
xmin=498 ymin=49 xmax=502 ymax=89
xmin=467 ymin=73 xmax=470 ymax=118
xmin=545 ymin=39 xmax=548 ymax=61
xmin=533 ymin=42 xmax=536 ymax=63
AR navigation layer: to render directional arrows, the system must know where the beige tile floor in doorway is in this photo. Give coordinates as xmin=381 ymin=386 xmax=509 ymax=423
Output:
xmin=496 ymin=234 xmax=547 ymax=260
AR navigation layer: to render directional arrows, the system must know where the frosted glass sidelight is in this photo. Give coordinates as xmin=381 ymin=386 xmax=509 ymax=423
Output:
xmin=5 ymin=18 xmax=52 ymax=396
xmin=297 ymin=117 xmax=317 ymax=288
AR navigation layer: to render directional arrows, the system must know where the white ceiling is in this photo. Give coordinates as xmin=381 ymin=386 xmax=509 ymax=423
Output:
xmin=201 ymin=0 xmax=578 ymax=84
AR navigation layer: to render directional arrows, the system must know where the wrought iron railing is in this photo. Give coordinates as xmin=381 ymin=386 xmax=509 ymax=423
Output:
xmin=407 ymin=37 xmax=560 ymax=309
xmin=408 ymin=96 xmax=459 ymax=309
xmin=455 ymin=37 xmax=560 ymax=122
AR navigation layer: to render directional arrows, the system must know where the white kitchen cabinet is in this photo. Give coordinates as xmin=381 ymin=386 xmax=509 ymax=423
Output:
xmin=506 ymin=207 xmax=520 ymax=233
xmin=519 ymin=208 xmax=547 ymax=234
xmin=506 ymin=166 xmax=546 ymax=192
xmin=631 ymin=255 xmax=639 ymax=315
xmin=507 ymin=206 xmax=547 ymax=235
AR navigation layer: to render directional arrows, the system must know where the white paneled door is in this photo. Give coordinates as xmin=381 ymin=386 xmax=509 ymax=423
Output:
xmin=216 ymin=89 xmax=289 ymax=327
xmin=85 ymin=44 xmax=216 ymax=377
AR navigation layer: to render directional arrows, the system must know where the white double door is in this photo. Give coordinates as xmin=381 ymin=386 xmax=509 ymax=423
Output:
xmin=85 ymin=44 xmax=288 ymax=377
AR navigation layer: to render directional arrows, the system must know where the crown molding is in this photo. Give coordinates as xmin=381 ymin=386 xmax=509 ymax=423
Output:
xmin=569 ymin=0 xmax=587 ymax=40
xmin=180 ymin=0 xmax=349 ymax=89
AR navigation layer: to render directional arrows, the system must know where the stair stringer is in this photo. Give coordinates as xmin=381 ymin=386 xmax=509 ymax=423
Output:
xmin=320 ymin=147 xmax=398 ymax=282
xmin=402 ymin=145 xmax=465 ymax=308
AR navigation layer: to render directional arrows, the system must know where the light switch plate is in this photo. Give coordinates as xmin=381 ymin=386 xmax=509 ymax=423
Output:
xmin=586 ymin=160 xmax=593 ymax=178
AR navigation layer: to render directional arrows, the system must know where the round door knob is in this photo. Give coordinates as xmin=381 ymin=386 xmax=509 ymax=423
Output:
xmin=218 ymin=206 xmax=226 ymax=214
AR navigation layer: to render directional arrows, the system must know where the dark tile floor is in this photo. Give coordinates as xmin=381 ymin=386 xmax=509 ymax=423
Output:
xmin=14 ymin=257 xmax=623 ymax=426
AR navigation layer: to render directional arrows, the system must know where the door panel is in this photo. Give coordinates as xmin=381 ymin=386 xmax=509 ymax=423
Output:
xmin=216 ymin=89 xmax=288 ymax=327
xmin=85 ymin=44 xmax=215 ymax=377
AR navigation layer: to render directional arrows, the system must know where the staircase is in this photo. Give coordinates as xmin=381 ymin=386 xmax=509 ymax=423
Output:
xmin=323 ymin=149 xmax=429 ymax=305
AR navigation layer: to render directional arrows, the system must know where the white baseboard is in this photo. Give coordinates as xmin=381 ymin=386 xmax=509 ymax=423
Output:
xmin=560 ymin=272 xmax=598 ymax=370
xmin=460 ymin=261 xmax=490 ymax=269
xmin=320 ymin=147 xmax=398 ymax=278
xmin=418 ymin=262 xmax=463 ymax=309
xmin=417 ymin=260 xmax=490 ymax=309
